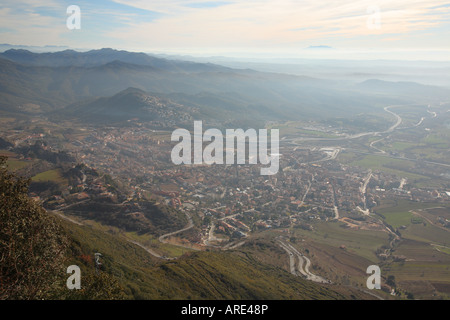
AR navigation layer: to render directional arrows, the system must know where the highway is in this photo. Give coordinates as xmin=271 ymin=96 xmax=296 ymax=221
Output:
xmin=283 ymin=105 xmax=405 ymax=147
xmin=383 ymin=106 xmax=402 ymax=133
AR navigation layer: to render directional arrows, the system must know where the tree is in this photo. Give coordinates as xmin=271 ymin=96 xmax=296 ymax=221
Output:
xmin=386 ymin=275 xmax=396 ymax=288
xmin=0 ymin=156 xmax=69 ymax=299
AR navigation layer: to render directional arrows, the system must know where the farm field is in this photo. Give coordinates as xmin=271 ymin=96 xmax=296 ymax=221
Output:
xmin=376 ymin=200 xmax=447 ymax=228
xmin=377 ymin=200 xmax=450 ymax=299
xmin=31 ymin=169 xmax=67 ymax=184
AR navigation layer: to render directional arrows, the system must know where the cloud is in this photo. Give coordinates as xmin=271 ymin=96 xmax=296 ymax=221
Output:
xmin=0 ymin=2 xmax=66 ymax=45
xmin=0 ymin=0 xmax=163 ymax=47
xmin=1 ymin=0 xmax=449 ymax=53
xmin=106 ymin=0 xmax=450 ymax=51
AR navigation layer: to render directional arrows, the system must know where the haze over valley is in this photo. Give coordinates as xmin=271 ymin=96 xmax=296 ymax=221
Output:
xmin=1 ymin=0 xmax=450 ymax=302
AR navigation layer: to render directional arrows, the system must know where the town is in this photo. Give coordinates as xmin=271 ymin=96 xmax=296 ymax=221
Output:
xmin=4 ymin=110 xmax=449 ymax=252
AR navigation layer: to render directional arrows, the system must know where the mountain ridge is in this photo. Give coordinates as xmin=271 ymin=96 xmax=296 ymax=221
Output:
xmin=1 ymin=48 xmax=449 ymax=124
xmin=0 ymin=48 xmax=232 ymax=73
xmin=60 ymin=87 xmax=197 ymax=124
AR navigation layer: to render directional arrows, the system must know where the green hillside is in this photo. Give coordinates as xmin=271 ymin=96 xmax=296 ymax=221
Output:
xmin=61 ymin=218 xmax=372 ymax=300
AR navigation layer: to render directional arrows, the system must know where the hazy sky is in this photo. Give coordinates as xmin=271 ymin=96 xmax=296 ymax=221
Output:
xmin=1 ymin=0 xmax=450 ymax=59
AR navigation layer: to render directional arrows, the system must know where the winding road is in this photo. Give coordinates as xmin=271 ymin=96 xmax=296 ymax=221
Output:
xmin=158 ymin=211 xmax=194 ymax=244
xmin=277 ymin=238 xmax=330 ymax=284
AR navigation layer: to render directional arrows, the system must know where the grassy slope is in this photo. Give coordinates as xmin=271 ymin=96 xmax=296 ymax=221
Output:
xmin=59 ymin=218 xmax=375 ymax=300
xmin=31 ymin=169 xmax=66 ymax=184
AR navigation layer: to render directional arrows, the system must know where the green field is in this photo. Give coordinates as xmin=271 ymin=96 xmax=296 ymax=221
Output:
xmin=402 ymin=223 xmax=450 ymax=246
xmin=421 ymin=134 xmax=449 ymax=145
xmin=31 ymin=169 xmax=67 ymax=184
xmin=378 ymin=200 xmax=450 ymax=299
xmin=432 ymin=244 xmax=450 ymax=255
xmin=385 ymin=261 xmax=450 ymax=282
xmin=347 ymin=154 xmax=433 ymax=186
xmin=291 ymin=220 xmax=389 ymax=263
xmin=159 ymin=242 xmax=194 ymax=257
xmin=6 ymin=159 xmax=30 ymax=171
xmin=388 ymin=141 xmax=422 ymax=152
xmin=267 ymin=121 xmax=339 ymax=139
xmin=376 ymin=200 xmax=442 ymax=229
xmin=1 ymin=150 xmax=33 ymax=171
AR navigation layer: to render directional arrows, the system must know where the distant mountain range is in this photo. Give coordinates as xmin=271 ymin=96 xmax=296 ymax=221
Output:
xmin=0 ymin=43 xmax=71 ymax=53
xmin=305 ymin=45 xmax=334 ymax=50
xmin=0 ymin=48 xmax=231 ymax=72
xmin=1 ymin=48 xmax=449 ymax=125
